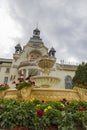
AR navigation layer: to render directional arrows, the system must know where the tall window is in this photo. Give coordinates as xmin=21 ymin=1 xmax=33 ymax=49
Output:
xmin=65 ymin=75 xmax=72 ymax=89
xmin=4 ymin=77 xmax=8 ymax=84
xmin=5 ymin=68 xmax=10 ymax=73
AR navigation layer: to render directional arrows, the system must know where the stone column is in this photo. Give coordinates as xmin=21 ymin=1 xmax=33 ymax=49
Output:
xmin=26 ymin=69 xmax=29 ymax=78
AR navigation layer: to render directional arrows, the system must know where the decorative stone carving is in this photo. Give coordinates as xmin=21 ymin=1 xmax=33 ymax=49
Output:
xmin=30 ymin=76 xmax=60 ymax=88
xmin=20 ymin=87 xmax=33 ymax=100
xmin=3 ymin=89 xmax=20 ymax=99
xmin=0 ymin=90 xmax=6 ymax=98
xmin=38 ymin=55 xmax=56 ymax=75
xmin=0 ymin=87 xmax=87 ymax=101
xmin=74 ymin=87 xmax=87 ymax=100
xmin=29 ymin=88 xmax=81 ymax=101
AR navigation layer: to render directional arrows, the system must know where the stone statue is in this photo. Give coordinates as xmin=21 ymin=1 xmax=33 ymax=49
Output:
xmin=48 ymin=47 xmax=56 ymax=57
xmin=15 ymin=44 xmax=22 ymax=54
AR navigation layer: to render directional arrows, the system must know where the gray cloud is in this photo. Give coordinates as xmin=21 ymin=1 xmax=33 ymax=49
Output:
xmin=0 ymin=0 xmax=87 ymax=63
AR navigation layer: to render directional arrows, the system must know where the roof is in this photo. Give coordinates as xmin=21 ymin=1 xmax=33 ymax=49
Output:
xmin=0 ymin=58 xmax=12 ymax=64
xmin=56 ymin=63 xmax=78 ymax=71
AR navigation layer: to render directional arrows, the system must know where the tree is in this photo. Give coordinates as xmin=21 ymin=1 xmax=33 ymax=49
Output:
xmin=73 ymin=63 xmax=87 ymax=86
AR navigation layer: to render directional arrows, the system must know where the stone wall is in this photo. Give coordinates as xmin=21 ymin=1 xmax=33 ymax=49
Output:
xmin=1 ymin=87 xmax=87 ymax=101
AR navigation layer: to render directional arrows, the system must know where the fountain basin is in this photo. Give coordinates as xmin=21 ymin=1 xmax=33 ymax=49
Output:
xmin=38 ymin=55 xmax=56 ymax=75
xmin=30 ymin=76 xmax=60 ymax=88
xmin=38 ymin=57 xmax=56 ymax=69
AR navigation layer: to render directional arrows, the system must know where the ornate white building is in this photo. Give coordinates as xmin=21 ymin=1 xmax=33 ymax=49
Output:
xmin=0 ymin=28 xmax=77 ymax=89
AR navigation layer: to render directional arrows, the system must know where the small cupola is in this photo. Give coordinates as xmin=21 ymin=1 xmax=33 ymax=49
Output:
xmin=33 ymin=28 xmax=40 ymax=37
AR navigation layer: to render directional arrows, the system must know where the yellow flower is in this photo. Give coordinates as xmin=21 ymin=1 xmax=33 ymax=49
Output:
xmin=44 ymin=108 xmax=48 ymax=112
xmin=36 ymin=104 xmax=40 ymax=107
xmin=61 ymin=103 xmax=65 ymax=107
xmin=30 ymin=98 xmax=35 ymax=102
xmin=47 ymin=106 xmax=52 ymax=109
xmin=44 ymin=106 xmax=52 ymax=113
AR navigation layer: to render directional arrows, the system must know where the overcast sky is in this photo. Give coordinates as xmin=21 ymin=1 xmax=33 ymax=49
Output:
xmin=0 ymin=0 xmax=87 ymax=64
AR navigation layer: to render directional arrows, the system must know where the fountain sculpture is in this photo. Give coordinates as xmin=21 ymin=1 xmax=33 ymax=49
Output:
xmin=30 ymin=55 xmax=60 ymax=88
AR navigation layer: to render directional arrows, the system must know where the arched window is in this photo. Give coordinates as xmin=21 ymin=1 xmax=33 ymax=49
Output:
xmin=65 ymin=75 xmax=72 ymax=89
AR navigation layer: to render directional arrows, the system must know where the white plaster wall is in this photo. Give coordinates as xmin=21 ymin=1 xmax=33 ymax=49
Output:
xmin=8 ymin=67 xmax=18 ymax=89
xmin=0 ymin=67 xmax=6 ymax=83
xmin=0 ymin=64 xmax=11 ymax=84
xmin=50 ymin=65 xmax=75 ymax=89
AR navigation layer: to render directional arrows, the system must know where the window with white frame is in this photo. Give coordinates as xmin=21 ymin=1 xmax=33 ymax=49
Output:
xmin=4 ymin=77 xmax=8 ymax=84
xmin=65 ymin=75 xmax=72 ymax=89
xmin=5 ymin=68 xmax=10 ymax=73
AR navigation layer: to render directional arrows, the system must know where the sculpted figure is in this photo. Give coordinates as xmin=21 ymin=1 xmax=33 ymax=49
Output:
xmin=15 ymin=44 xmax=22 ymax=53
xmin=48 ymin=47 xmax=56 ymax=57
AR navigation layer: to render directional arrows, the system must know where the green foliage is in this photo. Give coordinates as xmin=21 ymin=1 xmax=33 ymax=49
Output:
xmin=0 ymin=84 xmax=9 ymax=90
xmin=44 ymin=108 xmax=62 ymax=127
xmin=82 ymin=111 xmax=87 ymax=126
xmin=0 ymin=98 xmax=87 ymax=129
xmin=73 ymin=63 xmax=87 ymax=87
xmin=68 ymin=100 xmax=87 ymax=113
xmin=59 ymin=112 xmax=76 ymax=130
xmin=16 ymin=81 xmax=32 ymax=90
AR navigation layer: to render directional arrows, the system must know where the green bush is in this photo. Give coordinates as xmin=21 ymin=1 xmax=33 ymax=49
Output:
xmin=73 ymin=63 xmax=87 ymax=88
xmin=0 ymin=98 xmax=87 ymax=130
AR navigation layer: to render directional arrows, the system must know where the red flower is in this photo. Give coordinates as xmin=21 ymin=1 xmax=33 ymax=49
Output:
xmin=79 ymin=107 xmax=85 ymax=111
xmin=18 ymin=78 xmax=20 ymax=80
xmin=65 ymin=101 xmax=69 ymax=105
xmin=62 ymin=98 xmax=67 ymax=102
xmin=20 ymin=74 xmax=24 ymax=76
xmin=12 ymin=81 xmax=16 ymax=84
xmin=19 ymin=80 xmax=23 ymax=82
xmin=0 ymin=84 xmax=4 ymax=86
xmin=83 ymin=84 xmax=87 ymax=86
xmin=25 ymin=77 xmax=30 ymax=80
xmin=31 ymin=82 xmax=35 ymax=85
xmin=37 ymin=110 xmax=43 ymax=117
xmin=42 ymin=100 xmax=44 ymax=103
xmin=18 ymin=78 xmax=24 ymax=82
xmin=16 ymin=83 xmax=19 ymax=87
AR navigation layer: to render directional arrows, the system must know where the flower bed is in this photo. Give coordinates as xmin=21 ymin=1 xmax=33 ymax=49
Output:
xmin=0 ymin=98 xmax=87 ymax=130
xmin=12 ymin=77 xmax=35 ymax=90
xmin=0 ymin=84 xmax=9 ymax=90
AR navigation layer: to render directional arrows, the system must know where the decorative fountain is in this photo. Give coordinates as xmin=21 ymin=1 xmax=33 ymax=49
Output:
xmin=30 ymin=55 xmax=60 ymax=88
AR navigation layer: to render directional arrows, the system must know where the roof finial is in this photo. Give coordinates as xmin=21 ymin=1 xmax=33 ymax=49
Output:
xmin=36 ymin=22 xmax=39 ymax=29
xmin=33 ymin=23 xmax=40 ymax=36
